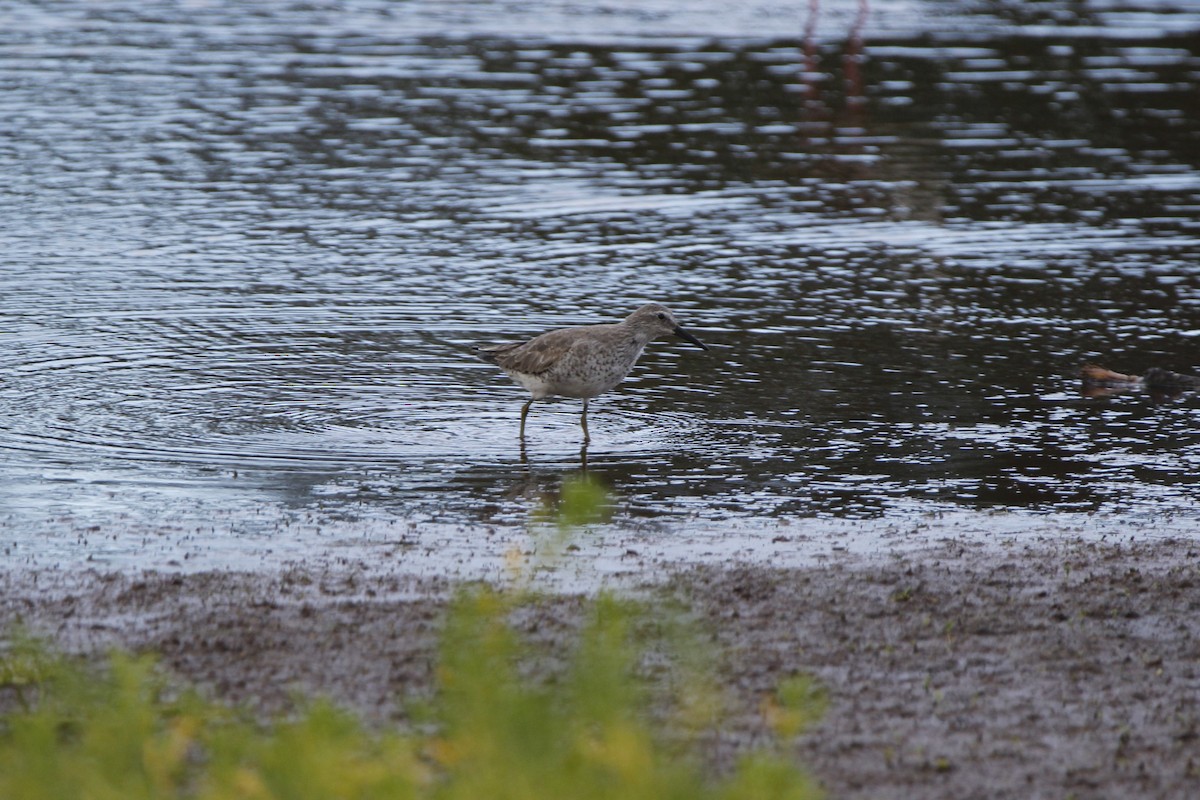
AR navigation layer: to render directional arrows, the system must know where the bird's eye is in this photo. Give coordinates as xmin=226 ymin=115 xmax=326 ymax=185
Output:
xmin=656 ymin=313 xmax=667 ymax=321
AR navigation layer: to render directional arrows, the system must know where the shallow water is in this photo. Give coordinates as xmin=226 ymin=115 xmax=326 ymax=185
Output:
xmin=3 ymin=0 xmax=1200 ymax=571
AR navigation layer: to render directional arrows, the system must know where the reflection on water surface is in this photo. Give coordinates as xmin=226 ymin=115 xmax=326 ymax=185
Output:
xmin=2 ymin=0 xmax=1200 ymax=569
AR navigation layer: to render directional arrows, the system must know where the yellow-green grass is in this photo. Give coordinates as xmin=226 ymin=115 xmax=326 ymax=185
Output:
xmin=1 ymin=586 xmax=823 ymax=800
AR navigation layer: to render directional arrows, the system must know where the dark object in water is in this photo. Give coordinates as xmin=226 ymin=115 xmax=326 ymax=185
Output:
xmin=1141 ymin=367 xmax=1200 ymax=391
xmin=1080 ymin=364 xmax=1200 ymax=397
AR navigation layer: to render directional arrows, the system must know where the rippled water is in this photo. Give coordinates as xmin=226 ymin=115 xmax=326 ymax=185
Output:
xmin=3 ymin=0 xmax=1200 ymax=570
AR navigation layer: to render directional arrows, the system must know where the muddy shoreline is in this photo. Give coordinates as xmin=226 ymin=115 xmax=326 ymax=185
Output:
xmin=4 ymin=536 xmax=1199 ymax=799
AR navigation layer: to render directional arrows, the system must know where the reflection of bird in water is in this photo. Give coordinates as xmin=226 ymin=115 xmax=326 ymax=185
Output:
xmin=477 ymin=303 xmax=708 ymax=442
xmin=1080 ymin=364 xmax=1200 ymax=398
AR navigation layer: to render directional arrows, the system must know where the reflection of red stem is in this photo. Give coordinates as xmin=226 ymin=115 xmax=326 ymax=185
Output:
xmin=803 ymin=0 xmax=821 ymax=102
xmin=803 ymin=0 xmax=868 ymax=110
xmin=843 ymin=0 xmax=868 ymax=105
xmin=797 ymin=0 xmax=871 ymax=143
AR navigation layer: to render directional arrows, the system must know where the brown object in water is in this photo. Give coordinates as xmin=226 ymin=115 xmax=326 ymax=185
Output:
xmin=1080 ymin=363 xmax=1200 ymax=395
xmin=1080 ymin=364 xmax=1139 ymax=385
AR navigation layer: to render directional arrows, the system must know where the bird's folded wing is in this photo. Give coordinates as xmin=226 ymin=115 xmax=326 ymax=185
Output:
xmin=482 ymin=328 xmax=582 ymax=375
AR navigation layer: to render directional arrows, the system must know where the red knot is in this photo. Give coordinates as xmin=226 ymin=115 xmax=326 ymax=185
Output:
xmin=477 ymin=303 xmax=708 ymax=441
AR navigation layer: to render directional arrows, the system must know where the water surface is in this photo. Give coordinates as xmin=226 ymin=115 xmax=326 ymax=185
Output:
xmin=3 ymin=0 xmax=1200 ymax=572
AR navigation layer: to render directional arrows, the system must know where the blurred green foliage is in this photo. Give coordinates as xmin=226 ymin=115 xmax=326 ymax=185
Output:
xmin=1 ymin=591 xmax=821 ymax=800
xmin=0 ymin=474 xmax=822 ymax=799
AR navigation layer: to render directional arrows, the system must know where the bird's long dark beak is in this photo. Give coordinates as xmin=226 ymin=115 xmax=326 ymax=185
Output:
xmin=673 ymin=326 xmax=708 ymax=351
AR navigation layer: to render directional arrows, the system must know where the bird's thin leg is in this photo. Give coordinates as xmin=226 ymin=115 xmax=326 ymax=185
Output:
xmin=580 ymin=398 xmax=590 ymax=443
xmin=519 ymin=398 xmax=534 ymax=438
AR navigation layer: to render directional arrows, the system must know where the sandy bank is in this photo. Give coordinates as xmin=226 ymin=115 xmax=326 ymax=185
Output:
xmin=3 ymin=535 xmax=1199 ymax=799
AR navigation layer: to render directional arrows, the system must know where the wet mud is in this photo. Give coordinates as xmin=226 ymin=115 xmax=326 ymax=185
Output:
xmin=676 ymin=538 xmax=1200 ymax=798
xmin=4 ymin=536 xmax=1199 ymax=799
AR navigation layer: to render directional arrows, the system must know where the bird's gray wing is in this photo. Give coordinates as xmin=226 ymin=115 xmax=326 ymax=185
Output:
xmin=478 ymin=328 xmax=582 ymax=375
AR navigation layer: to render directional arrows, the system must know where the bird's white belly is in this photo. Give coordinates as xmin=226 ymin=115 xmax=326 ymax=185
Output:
xmin=505 ymin=343 xmax=643 ymax=400
xmin=506 ymin=371 xmax=559 ymax=399
xmin=506 ymin=369 xmax=614 ymax=399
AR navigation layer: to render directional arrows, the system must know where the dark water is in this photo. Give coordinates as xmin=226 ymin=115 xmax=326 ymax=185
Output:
xmin=3 ymin=1 xmax=1200 ymax=569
